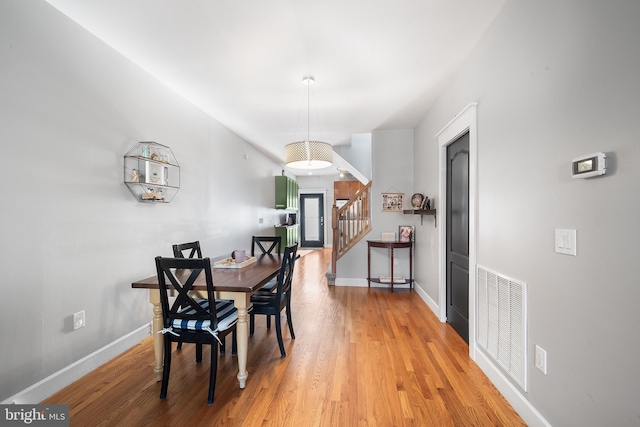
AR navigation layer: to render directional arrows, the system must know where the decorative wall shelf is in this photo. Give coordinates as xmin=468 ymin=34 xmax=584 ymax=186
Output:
xmin=124 ymin=141 xmax=180 ymax=203
xmin=403 ymin=209 xmax=437 ymax=227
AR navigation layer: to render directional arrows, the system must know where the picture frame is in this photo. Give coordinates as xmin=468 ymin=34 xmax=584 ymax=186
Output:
xmin=382 ymin=192 xmax=403 ymax=212
xmin=398 ymin=225 xmax=414 ymax=242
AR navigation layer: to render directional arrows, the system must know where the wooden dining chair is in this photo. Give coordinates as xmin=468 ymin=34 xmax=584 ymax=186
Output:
xmin=249 ymin=244 xmax=298 ymax=358
xmin=155 ymin=256 xmax=238 ymax=404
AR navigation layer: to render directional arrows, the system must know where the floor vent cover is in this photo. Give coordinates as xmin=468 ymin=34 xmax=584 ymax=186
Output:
xmin=477 ymin=265 xmax=527 ymax=391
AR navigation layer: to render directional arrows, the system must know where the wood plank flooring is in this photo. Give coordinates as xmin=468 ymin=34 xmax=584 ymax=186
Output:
xmin=43 ymin=248 xmax=526 ymax=426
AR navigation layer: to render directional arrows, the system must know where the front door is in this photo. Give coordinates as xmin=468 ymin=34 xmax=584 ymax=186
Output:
xmin=446 ymin=132 xmax=470 ymax=343
xmin=300 ymin=193 xmax=324 ymax=248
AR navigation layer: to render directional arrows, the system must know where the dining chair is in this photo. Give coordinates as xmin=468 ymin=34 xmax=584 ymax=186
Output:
xmin=172 ymin=240 xmax=234 ymax=355
xmin=155 ymin=256 xmax=238 ymax=405
xmin=251 ymin=236 xmax=281 ymax=257
xmin=249 ymin=244 xmax=298 ymax=358
xmin=172 ymin=241 xmax=202 ymax=259
xmin=172 ymin=241 xmax=203 ymax=352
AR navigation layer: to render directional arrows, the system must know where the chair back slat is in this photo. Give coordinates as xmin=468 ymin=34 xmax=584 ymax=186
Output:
xmin=251 ymin=236 xmax=281 ymax=256
xmin=276 ymin=244 xmax=298 ymax=300
xmin=172 ymin=241 xmax=202 ymax=259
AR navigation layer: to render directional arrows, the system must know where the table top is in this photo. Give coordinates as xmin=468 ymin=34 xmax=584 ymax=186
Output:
xmin=367 ymin=240 xmax=413 ymax=248
xmin=131 ymin=254 xmax=282 ymax=293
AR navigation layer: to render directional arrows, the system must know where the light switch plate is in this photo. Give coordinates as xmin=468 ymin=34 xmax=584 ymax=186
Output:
xmin=555 ymin=229 xmax=577 ymax=256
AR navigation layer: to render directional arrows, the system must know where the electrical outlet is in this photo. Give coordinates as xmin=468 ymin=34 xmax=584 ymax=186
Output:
xmin=73 ymin=310 xmax=85 ymax=330
xmin=535 ymin=345 xmax=547 ymax=374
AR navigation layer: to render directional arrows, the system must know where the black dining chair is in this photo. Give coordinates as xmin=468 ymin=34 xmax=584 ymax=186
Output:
xmin=172 ymin=240 xmax=234 ymax=355
xmin=249 ymin=244 xmax=298 ymax=358
xmin=172 ymin=241 xmax=202 ymax=259
xmin=251 ymin=236 xmax=281 ymax=257
xmin=155 ymin=256 xmax=238 ymax=404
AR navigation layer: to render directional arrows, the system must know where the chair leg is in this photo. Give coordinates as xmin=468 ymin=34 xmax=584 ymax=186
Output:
xmin=220 ymin=336 xmax=226 ymax=355
xmin=287 ymin=302 xmax=295 ymax=340
xmin=177 ymin=341 xmax=183 ymax=350
xmin=250 ymin=313 xmax=255 ymax=336
xmin=196 ymin=343 xmax=203 ymax=363
xmin=275 ymin=313 xmax=286 ymax=358
xmin=231 ymin=331 xmax=237 ymax=356
xmin=208 ymin=341 xmax=218 ymax=405
xmin=266 ymin=315 xmax=271 ymax=330
xmin=160 ymin=338 xmax=172 ymax=399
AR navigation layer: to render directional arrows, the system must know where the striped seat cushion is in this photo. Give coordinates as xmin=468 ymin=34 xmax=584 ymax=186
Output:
xmin=172 ymin=299 xmax=238 ymax=332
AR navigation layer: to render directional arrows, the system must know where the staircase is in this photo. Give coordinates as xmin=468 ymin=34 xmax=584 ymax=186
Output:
xmin=329 ymin=181 xmax=372 ymax=283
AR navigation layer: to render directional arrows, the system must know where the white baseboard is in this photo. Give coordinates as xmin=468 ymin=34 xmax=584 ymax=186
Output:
xmin=412 ymin=282 xmax=440 ymax=315
xmin=2 ymin=323 xmax=151 ymax=404
xmin=474 ymin=349 xmax=552 ymax=427
xmin=334 ymin=277 xmax=413 ymax=290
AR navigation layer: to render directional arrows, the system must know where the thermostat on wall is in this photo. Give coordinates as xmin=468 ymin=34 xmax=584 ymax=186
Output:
xmin=571 ymin=152 xmax=606 ymax=178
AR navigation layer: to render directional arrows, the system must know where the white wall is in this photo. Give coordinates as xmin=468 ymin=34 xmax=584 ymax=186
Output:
xmin=0 ymin=0 xmax=284 ymax=402
xmin=335 ymin=130 xmax=414 ymax=285
xmin=414 ymin=0 xmax=640 ymax=426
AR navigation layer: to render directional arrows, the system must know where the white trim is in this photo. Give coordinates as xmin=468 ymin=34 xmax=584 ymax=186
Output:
xmin=436 ymin=103 xmax=478 ymax=359
xmin=475 ymin=351 xmax=552 ymax=427
xmin=2 ymin=323 xmax=151 ymax=404
xmin=413 ymin=282 xmax=440 ymax=315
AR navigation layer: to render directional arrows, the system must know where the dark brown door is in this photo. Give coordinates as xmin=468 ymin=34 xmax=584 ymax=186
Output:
xmin=446 ymin=132 xmax=470 ymax=343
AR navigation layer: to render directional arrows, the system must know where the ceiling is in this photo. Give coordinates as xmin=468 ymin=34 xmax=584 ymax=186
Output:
xmin=45 ymin=0 xmax=505 ymax=175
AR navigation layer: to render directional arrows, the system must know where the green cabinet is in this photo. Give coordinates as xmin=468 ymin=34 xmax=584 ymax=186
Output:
xmin=275 ymin=225 xmax=299 ymax=253
xmin=275 ymin=176 xmax=299 ymax=210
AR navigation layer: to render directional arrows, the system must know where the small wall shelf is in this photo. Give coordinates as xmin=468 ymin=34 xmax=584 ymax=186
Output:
xmin=124 ymin=141 xmax=180 ymax=203
xmin=403 ymin=209 xmax=437 ymax=227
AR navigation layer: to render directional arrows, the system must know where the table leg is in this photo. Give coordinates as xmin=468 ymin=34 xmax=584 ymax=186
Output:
xmin=149 ymin=290 xmax=163 ymax=382
xmin=390 ymin=247 xmax=395 ymax=293
xmin=367 ymin=244 xmax=371 ymax=287
xmin=217 ymin=291 xmax=250 ymax=389
xmin=235 ymin=306 xmax=249 ymax=389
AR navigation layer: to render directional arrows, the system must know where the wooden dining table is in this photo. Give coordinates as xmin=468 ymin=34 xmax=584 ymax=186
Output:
xmin=131 ymin=254 xmax=282 ymax=389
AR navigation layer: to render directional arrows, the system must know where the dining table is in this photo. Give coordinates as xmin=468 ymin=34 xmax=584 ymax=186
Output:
xmin=131 ymin=253 xmax=283 ymax=389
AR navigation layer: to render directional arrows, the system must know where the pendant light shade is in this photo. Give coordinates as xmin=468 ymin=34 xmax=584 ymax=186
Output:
xmin=285 ymin=140 xmax=333 ymax=169
xmin=285 ymin=76 xmax=333 ymax=169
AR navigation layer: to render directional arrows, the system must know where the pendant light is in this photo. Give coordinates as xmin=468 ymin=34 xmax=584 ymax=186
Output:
xmin=285 ymin=76 xmax=333 ymax=169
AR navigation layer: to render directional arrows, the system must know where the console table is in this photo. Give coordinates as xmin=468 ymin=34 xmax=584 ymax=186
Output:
xmin=367 ymin=240 xmax=413 ymax=292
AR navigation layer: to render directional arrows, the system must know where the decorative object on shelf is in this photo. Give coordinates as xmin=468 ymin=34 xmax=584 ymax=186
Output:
xmin=124 ymin=141 xmax=180 ymax=203
xmin=381 ymin=192 xmax=403 ymax=211
xmin=421 ymin=196 xmax=431 ymax=210
xmin=284 ymin=76 xmax=333 ymax=169
xmin=399 ymin=225 xmax=415 ymax=242
xmin=381 ymin=232 xmax=396 ymax=242
xmin=410 ymin=193 xmax=424 ymax=208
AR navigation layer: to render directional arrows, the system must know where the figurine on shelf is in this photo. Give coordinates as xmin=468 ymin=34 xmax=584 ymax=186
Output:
xmin=131 ymin=169 xmax=140 ymax=182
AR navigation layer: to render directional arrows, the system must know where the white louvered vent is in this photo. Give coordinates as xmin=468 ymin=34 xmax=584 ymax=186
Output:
xmin=477 ymin=266 xmax=527 ymax=391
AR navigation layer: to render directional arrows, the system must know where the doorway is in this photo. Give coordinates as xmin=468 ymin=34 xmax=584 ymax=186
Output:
xmin=437 ymin=103 xmax=477 ymax=356
xmin=446 ymin=132 xmax=470 ymax=343
xmin=300 ymin=193 xmax=324 ymax=248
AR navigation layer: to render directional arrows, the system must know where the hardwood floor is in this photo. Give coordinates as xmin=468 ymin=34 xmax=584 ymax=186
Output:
xmin=43 ymin=248 xmax=525 ymax=426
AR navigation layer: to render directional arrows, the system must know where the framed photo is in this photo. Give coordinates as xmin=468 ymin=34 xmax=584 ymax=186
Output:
xmin=399 ymin=225 xmax=414 ymax=242
xmin=382 ymin=193 xmax=403 ymax=212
